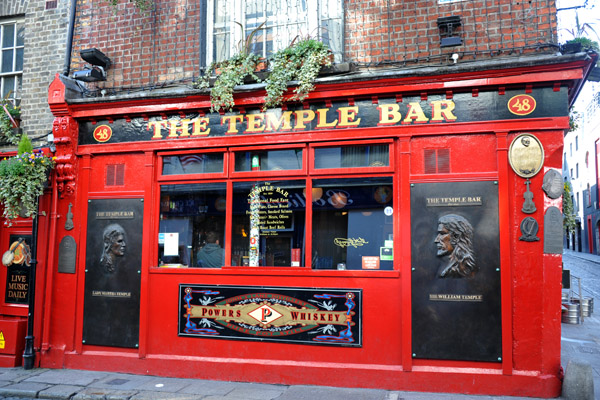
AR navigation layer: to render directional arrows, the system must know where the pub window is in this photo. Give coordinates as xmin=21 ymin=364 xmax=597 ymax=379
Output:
xmin=206 ymin=0 xmax=343 ymax=66
xmin=234 ymin=148 xmax=303 ymax=172
xmin=314 ymin=144 xmax=389 ymax=169
xmin=312 ymin=177 xmax=393 ymax=270
xmin=162 ymin=153 xmax=224 ymax=175
xmin=0 ymin=19 xmax=24 ymax=105
xmin=156 ymin=142 xmax=394 ymax=271
xmin=231 ymin=180 xmax=306 ymax=266
xmin=158 ymin=183 xmax=227 ymax=267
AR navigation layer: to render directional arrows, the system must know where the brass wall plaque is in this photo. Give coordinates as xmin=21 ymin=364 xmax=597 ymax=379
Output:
xmin=508 ymin=134 xmax=544 ymax=178
xmin=544 ymin=206 xmax=563 ymax=254
xmin=57 ymin=236 xmax=76 ymax=274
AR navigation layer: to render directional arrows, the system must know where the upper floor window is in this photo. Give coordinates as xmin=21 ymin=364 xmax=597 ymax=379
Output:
xmin=206 ymin=0 xmax=343 ymax=66
xmin=0 ymin=19 xmax=23 ymax=105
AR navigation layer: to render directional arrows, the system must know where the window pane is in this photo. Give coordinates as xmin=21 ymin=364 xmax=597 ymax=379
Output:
xmin=2 ymin=24 xmax=14 ymax=48
xmin=159 ymin=183 xmax=227 ymax=268
xmin=312 ymin=177 xmax=394 ymax=270
xmin=162 ymin=153 xmax=224 ymax=175
xmin=234 ymin=149 xmax=303 ymax=171
xmin=2 ymin=76 xmax=14 ymax=98
xmin=232 ymin=180 xmax=306 ymax=266
xmin=2 ymin=50 xmax=13 ymax=73
xmin=15 ymin=48 xmax=23 ymax=71
xmin=314 ymin=145 xmax=389 ymax=169
xmin=16 ymin=24 xmax=24 ymax=46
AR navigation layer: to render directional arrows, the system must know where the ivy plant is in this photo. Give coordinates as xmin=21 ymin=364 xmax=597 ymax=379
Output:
xmin=264 ymin=38 xmax=332 ymax=109
xmin=563 ymin=181 xmax=577 ymax=235
xmin=0 ymin=134 xmax=55 ymax=224
xmin=196 ymin=22 xmax=265 ymax=113
xmin=108 ymin=0 xmax=153 ymax=12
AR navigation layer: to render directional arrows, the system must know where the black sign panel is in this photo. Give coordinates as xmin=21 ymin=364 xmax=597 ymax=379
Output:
xmin=411 ymin=181 xmax=501 ymax=362
xmin=82 ymin=199 xmax=144 ymax=348
xmin=5 ymin=234 xmax=31 ymax=304
xmin=179 ymin=285 xmax=362 ymax=347
xmin=78 ymin=87 xmax=568 ymax=145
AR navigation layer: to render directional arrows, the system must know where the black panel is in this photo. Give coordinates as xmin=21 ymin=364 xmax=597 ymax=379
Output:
xmin=82 ymin=199 xmax=144 ymax=348
xmin=411 ymin=181 xmax=501 ymax=362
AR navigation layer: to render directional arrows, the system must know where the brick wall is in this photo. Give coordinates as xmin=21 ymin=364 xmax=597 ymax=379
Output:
xmin=1 ymin=0 xmax=68 ymax=150
xmin=72 ymin=0 xmax=557 ymax=95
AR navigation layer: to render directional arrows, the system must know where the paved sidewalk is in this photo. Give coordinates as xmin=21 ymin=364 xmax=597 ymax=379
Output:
xmin=0 ymin=366 xmax=564 ymax=400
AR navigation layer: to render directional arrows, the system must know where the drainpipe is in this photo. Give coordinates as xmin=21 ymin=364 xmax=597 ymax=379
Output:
xmin=62 ymin=0 xmax=77 ymax=76
xmin=23 ymin=199 xmax=39 ymax=370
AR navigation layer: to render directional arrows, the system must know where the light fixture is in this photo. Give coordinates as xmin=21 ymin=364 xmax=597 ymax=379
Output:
xmin=437 ymin=16 xmax=462 ymax=48
xmin=73 ymin=48 xmax=111 ymax=82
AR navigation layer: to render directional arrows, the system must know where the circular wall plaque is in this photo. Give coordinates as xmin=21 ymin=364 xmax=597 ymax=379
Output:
xmin=508 ymin=134 xmax=545 ymax=178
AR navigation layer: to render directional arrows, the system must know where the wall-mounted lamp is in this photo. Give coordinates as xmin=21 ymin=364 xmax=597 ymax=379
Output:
xmin=437 ymin=16 xmax=462 ymax=48
xmin=72 ymin=48 xmax=111 ymax=82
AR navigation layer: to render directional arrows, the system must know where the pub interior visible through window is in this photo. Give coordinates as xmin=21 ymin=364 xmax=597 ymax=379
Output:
xmin=157 ymin=142 xmax=393 ymax=270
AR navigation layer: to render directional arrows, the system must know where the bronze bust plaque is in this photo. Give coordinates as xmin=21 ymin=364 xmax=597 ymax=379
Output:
xmin=508 ymin=134 xmax=544 ymax=178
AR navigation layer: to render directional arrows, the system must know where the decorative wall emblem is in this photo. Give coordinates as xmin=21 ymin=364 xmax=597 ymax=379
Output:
xmin=435 ymin=214 xmax=477 ymax=278
xmin=93 ymin=125 xmax=112 ymax=143
xmin=542 ymin=169 xmax=563 ymax=199
xmin=521 ymin=179 xmax=536 ymax=214
xmin=508 ymin=94 xmax=537 ymax=116
xmin=508 ymin=134 xmax=544 ymax=178
xmin=519 ymin=217 xmax=540 ymax=242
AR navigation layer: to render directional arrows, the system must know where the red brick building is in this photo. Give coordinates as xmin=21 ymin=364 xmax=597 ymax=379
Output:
xmin=1 ymin=0 xmax=597 ymax=397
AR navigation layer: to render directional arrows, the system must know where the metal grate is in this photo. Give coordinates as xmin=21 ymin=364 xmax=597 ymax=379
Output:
xmin=424 ymin=148 xmax=450 ymax=174
xmin=106 ymin=164 xmax=125 ymax=186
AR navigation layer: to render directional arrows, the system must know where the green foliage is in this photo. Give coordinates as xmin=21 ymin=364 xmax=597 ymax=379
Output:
xmin=0 ymin=95 xmax=20 ymax=145
xmin=195 ymin=22 xmax=265 ymax=113
xmin=563 ymin=181 xmax=577 ymax=234
xmin=17 ymin=134 xmax=33 ymax=155
xmin=196 ymin=52 xmax=263 ymax=113
xmin=0 ymin=142 xmax=55 ymax=224
xmin=569 ymin=110 xmax=580 ymax=133
xmin=264 ymin=38 xmax=333 ymax=109
xmin=566 ymin=37 xmax=600 ymax=52
xmin=108 ymin=0 xmax=153 ymax=12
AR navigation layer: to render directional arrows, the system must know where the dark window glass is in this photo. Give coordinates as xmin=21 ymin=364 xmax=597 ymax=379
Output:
xmin=232 ymin=180 xmax=306 ymax=266
xmin=162 ymin=153 xmax=224 ymax=175
xmin=159 ymin=183 xmax=227 ymax=268
xmin=234 ymin=149 xmax=303 ymax=172
xmin=2 ymin=25 xmax=14 ymax=48
xmin=314 ymin=145 xmax=389 ymax=169
xmin=312 ymin=177 xmax=393 ymax=270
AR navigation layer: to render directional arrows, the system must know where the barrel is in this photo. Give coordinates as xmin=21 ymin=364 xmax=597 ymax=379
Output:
xmin=561 ymin=302 xmax=580 ymax=324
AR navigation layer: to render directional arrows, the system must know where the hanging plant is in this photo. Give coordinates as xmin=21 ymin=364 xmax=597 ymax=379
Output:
xmin=196 ymin=22 xmax=265 ymax=113
xmin=108 ymin=0 xmax=153 ymax=12
xmin=264 ymin=38 xmax=333 ymax=109
xmin=0 ymin=134 xmax=55 ymax=224
xmin=0 ymin=94 xmax=21 ymax=145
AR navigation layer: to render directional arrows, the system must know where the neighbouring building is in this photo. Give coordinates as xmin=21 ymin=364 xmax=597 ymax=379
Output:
xmin=564 ymin=82 xmax=600 ymax=254
xmin=0 ymin=0 xmax=597 ymax=397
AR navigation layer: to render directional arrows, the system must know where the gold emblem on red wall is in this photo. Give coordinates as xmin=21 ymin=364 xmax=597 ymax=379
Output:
xmin=93 ymin=125 xmax=112 ymax=142
xmin=508 ymin=94 xmax=536 ymax=116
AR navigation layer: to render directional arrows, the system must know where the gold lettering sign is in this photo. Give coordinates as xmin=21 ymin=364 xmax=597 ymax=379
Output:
xmin=429 ymin=294 xmax=483 ymax=302
xmin=334 ymin=238 xmax=368 ymax=248
xmin=508 ymin=134 xmax=544 ymax=178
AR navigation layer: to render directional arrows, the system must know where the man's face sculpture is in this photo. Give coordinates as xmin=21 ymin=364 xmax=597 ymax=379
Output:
xmin=435 ymin=223 xmax=453 ymax=256
xmin=111 ymin=234 xmax=126 ymax=257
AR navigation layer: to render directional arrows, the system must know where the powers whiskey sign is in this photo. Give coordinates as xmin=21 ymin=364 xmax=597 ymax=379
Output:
xmin=179 ymin=285 xmax=362 ymax=347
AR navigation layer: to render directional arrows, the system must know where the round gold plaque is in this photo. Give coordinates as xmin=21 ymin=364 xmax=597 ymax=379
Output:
xmin=508 ymin=134 xmax=544 ymax=178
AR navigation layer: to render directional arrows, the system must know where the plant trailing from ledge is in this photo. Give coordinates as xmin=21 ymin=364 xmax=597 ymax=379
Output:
xmin=263 ymin=37 xmax=333 ymax=109
xmin=196 ymin=22 xmax=265 ymax=113
xmin=563 ymin=181 xmax=577 ymax=235
xmin=0 ymin=134 xmax=55 ymax=224
xmin=108 ymin=0 xmax=153 ymax=12
xmin=0 ymin=95 xmax=21 ymax=145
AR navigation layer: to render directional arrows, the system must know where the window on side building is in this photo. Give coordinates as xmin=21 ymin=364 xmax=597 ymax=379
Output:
xmin=205 ymin=0 xmax=343 ymax=66
xmin=0 ymin=19 xmax=24 ymax=105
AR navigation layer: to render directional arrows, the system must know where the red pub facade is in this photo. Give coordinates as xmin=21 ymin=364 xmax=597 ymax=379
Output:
xmin=0 ymin=0 xmax=597 ymax=397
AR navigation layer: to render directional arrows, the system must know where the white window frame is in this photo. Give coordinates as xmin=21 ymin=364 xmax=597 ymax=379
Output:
xmin=0 ymin=18 xmax=24 ymax=105
xmin=205 ymin=0 xmax=342 ymax=66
